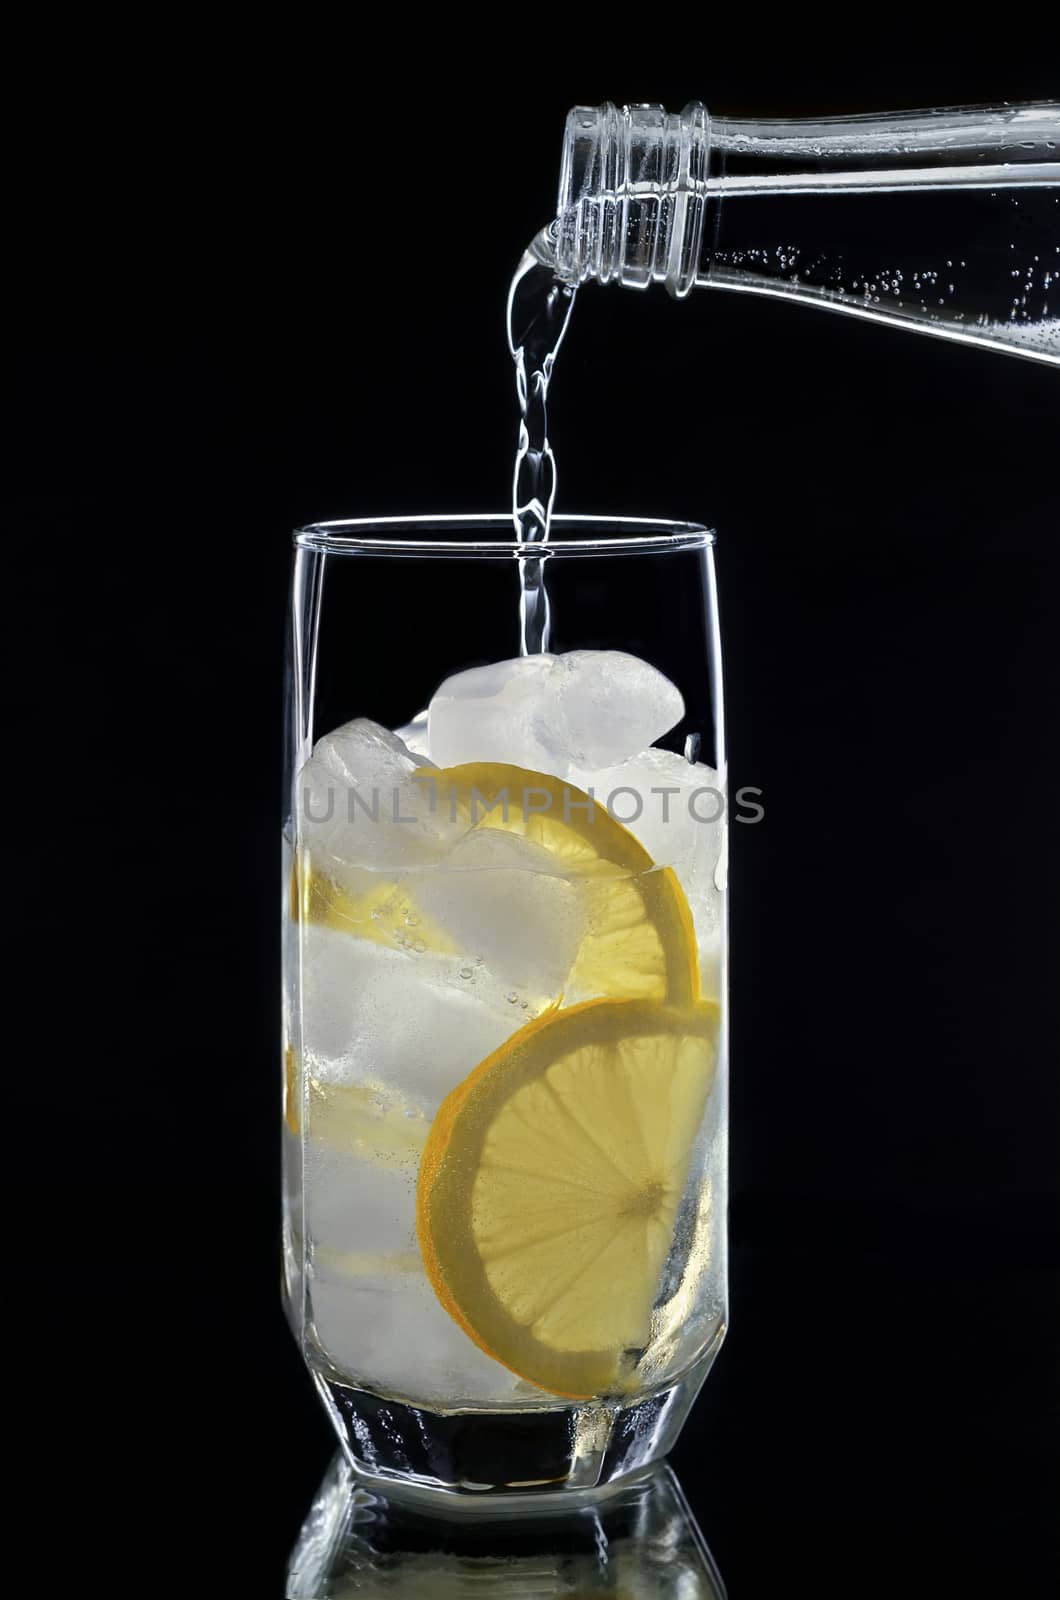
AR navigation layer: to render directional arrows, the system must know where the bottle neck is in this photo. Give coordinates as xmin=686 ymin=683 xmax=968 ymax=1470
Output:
xmin=555 ymin=101 xmax=1060 ymax=298
xmin=555 ymin=103 xmax=711 ymax=297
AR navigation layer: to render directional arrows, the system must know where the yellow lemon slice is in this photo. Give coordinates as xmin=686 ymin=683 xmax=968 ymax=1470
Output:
xmin=294 ymin=763 xmax=699 ymax=1007
xmin=417 ymin=996 xmax=720 ymax=1399
xmin=283 ymin=1044 xmax=300 ymax=1135
xmin=290 ymin=859 xmax=458 ymax=955
xmin=308 ymin=1077 xmax=428 ymax=1169
xmin=429 ymin=764 xmax=700 ymax=1005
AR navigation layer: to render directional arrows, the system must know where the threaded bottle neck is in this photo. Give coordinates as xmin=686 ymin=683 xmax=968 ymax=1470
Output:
xmin=555 ymin=103 xmax=711 ymax=298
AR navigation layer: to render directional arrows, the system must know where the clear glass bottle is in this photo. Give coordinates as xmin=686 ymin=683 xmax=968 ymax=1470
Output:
xmin=552 ymin=101 xmax=1060 ymax=364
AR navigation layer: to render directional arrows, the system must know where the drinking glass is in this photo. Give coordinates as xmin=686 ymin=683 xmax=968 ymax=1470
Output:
xmin=283 ymin=515 xmax=728 ymax=1499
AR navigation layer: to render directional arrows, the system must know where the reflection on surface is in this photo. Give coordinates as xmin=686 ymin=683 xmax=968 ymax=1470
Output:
xmin=287 ymin=1454 xmax=726 ymax=1597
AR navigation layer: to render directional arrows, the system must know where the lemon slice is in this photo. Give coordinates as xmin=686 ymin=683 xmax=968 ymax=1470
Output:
xmin=283 ymin=1044 xmax=300 ymax=1135
xmin=417 ymin=996 xmax=719 ymax=1399
xmin=290 ymin=858 xmax=458 ymax=955
xmin=308 ymin=1077 xmax=428 ymax=1168
xmin=405 ymin=763 xmax=699 ymax=1005
xmin=292 ymin=762 xmax=699 ymax=1004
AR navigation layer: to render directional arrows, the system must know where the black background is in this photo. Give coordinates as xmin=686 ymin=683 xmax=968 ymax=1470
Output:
xmin=6 ymin=27 xmax=1059 ymax=1597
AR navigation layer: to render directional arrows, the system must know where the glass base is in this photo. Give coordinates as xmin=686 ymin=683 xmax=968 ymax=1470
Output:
xmin=311 ymin=1327 xmax=724 ymax=1503
xmin=287 ymin=1449 xmax=726 ymax=1597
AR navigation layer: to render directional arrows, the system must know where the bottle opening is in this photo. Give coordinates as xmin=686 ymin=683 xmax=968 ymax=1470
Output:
xmin=555 ymin=103 xmax=710 ymax=298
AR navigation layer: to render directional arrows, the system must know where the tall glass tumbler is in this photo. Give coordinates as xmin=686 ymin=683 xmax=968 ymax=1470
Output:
xmin=283 ymin=516 xmax=728 ymax=1499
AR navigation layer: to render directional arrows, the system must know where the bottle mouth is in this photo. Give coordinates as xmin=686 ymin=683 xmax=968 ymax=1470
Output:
xmin=555 ymin=103 xmax=710 ymax=297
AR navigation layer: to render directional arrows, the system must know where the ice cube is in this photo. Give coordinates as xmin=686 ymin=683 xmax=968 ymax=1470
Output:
xmin=427 ymin=654 xmax=556 ymax=770
xmin=309 ymin=1268 xmax=521 ymax=1403
xmin=551 ymin=651 xmax=685 ymax=769
xmin=573 ymin=748 xmax=726 ymax=997
xmin=428 ymin=651 xmax=684 ymax=776
xmin=303 ymin=1082 xmax=523 ymax=1401
xmin=305 ymin=1138 xmax=418 ymax=1259
xmin=298 ymin=717 xmax=454 ymax=874
xmin=300 ymin=927 xmax=517 ymax=1111
xmin=409 ymin=828 xmax=584 ymax=999
xmin=393 ymin=709 xmax=430 ymax=758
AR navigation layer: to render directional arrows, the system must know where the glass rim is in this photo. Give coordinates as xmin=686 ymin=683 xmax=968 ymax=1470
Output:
xmin=293 ymin=513 xmax=715 ymax=557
